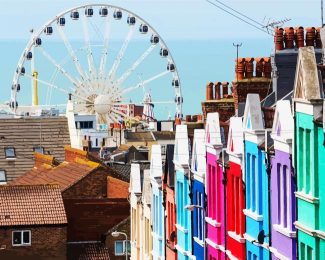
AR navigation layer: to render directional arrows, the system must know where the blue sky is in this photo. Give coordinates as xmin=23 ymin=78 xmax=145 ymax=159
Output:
xmin=0 ymin=0 xmax=322 ymax=41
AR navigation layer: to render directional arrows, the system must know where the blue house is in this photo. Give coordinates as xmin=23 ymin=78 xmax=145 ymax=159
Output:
xmin=174 ymin=124 xmax=194 ymax=259
xmin=243 ymin=94 xmax=270 ymax=259
xmin=150 ymin=144 xmax=165 ymax=260
xmin=190 ymin=129 xmax=206 ymax=259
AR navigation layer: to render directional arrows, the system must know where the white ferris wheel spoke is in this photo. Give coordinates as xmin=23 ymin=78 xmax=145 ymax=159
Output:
xmin=114 ymin=44 xmax=157 ymax=87
xmin=24 ymin=73 xmax=91 ymax=103
xmin=122 ymin=70 xmax=170 ymax=95
xmin=81 ymin=14 xmax=97 ymax=81
xmin=107 ymin=26 xmax=135 ymax=83
xmin=111 ymin=108 xmax=147 ymax=125
xmin=98 ymin=15 xmax=112 ymax=80
xmin=56 ymin=24 xmax=91 ymax=86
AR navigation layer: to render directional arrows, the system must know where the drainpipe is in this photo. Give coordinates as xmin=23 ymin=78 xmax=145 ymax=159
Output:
xmin=221 ymin=148 xmax=228 ymax=258
xmin=293 ymin=101 xmax=299 ymax=260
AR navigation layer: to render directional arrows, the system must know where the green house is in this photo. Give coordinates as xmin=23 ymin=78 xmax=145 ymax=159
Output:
xmin=293 ymin=46 xmax=325 ymax=259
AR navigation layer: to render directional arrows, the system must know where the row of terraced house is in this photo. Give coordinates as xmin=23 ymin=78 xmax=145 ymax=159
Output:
xmin=129 ymin=46 xmax=325 ymax=260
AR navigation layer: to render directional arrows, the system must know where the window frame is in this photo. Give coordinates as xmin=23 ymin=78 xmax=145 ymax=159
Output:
xmin=4 ymin=147 xmax=16 ymax=159
xmin=33 ymin=146 xmax=44 ymax=154
xmin=12 ymin=230 xmax=31 ymax=246
xmin=114 ymin=240 xmax=130 ymax=256
xmin=0 ymin=169 xmax=7 ymax=184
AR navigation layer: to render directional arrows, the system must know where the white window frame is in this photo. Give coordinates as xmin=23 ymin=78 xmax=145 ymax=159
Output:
xmin=12 ymin=230 xmax=31 ymax=246
xmin=114 ymin=240 xmax=130 ymax=256
xmin=0 ymin=170 xmax=7 ymax=184
xmin=5 ymin=147 xmax=16 ymax=159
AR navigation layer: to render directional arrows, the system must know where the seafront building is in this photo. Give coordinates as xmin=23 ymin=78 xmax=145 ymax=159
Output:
xmin=190 ymin=129 xmax=206 ymax=259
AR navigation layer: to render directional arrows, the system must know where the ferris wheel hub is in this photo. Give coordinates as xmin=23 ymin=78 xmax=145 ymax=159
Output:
xmin=94 ymin=94 xmax=112 ymax=115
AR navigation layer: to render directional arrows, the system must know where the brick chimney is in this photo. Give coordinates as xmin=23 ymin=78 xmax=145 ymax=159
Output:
xmin=34 ymin=153 xmax=55 ymax=168
xmin=65 ymin=146 xmax=88 ymax=163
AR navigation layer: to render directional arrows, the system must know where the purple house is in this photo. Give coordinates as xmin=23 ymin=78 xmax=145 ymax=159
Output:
xmin=269 ymin=100 xmax=297 ymax=259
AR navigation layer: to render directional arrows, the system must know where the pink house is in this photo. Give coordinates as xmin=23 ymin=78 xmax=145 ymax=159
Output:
xmin=205 ymin=113 xmax=225 ymax=259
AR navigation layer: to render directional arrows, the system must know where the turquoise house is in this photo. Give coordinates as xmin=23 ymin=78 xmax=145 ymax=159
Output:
xmin=293 ymin=46 xmax=325 ymax=259
xmin=243 ymin=94 xmax=270 ymax=259
xmin=174 ymin=124 xmax=194 ymax=259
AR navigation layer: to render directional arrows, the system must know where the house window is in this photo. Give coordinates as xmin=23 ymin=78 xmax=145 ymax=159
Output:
xmin=75 ymin=121 xmax=94 ymax=129
xmin=33 ymin=147 xmax=44 ymax=154
xmin=208 ymin=165 xmax=217 ymax=220
xmin=246 ymin=153 xmax=259 ymax=213
xmin=12 ymin=230 xmax=31 ymax=246
xmin=0 ymin=170 xmax=6 ymax=184
xmin=161 ymin=145 xmax=166 ymax=155
xmin=232 ymin=175 xmax=241 ymax=234
xmin=5 ymin=147 xmax=16 ymax=159
xmin=177 ymin=181 xmax=184 ymax=226
xmin=114 ymin=240 xmax=131 ymax=256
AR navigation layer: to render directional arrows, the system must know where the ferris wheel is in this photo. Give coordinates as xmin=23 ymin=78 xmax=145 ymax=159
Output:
xmin=10 ymin=4 xmax=183 ymax=125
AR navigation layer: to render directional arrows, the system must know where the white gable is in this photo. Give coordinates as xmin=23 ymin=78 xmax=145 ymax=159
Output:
xmin=191 ymin=129 xmax=206 ymax=175
xmin=227 ymin=117 xmax=244 ymax=155
xmin=243 ymin=94 xmax=264 ymax=131
xmin=174 ymin=124 xmax=189 ymax=165
xmin=293 ymin=46 xmax=323 ymax=101
xmin=131 ymin=163 xmax=141 ymax=194
xmin=271 ymin=100 xmax=294 ymax=142
xmin=150 ymin=144 xmax=163 ymax=179
xmin=205 ymin=112 xmax=222 ymax=146
xmin=143 ymin=169 xmax=152 ymax=205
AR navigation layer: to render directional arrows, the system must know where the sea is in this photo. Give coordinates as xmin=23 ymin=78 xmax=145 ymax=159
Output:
xmin=0 ymin=38 xmax=273 ymax=119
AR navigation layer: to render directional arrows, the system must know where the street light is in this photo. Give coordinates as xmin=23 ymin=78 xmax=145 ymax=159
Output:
xmin=185 ymin=204 xmax=206 ymax=260
xmin=112 ymin=231 xmax=128 ymax=260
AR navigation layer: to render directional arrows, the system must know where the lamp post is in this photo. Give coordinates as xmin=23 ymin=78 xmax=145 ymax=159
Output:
xmin=112 ymin=231 xmax=128 ymax=260
xmin=185 ymin=204 xmax=206 ymax=260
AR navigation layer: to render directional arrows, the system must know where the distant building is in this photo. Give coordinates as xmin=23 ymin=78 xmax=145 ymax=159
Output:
xmin=0 ymin=184 xmax=67 ymax=259
xmin=0 ymin=116 xmax=70 ymax=182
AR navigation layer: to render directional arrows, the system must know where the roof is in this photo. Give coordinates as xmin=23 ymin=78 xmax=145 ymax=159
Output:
xmin=294 ymin=46 xmax=324 ymax=101
xmin=150 ymin=145 xmax=163 ymax=179
xmin=272 ymin=100 xmax=294 ymax=142
xmin=227 ymin=117 xmax=244 ymax=155
xmin=163 ymin=144 xmax=175 ymax=186
xmin=152 ymin=131 xmax=175 ymax=140
xmin=110 ymin=144 xmax=132 ymax=155
xmin=68 ymin=242 xmax=110 ymax=260
xmin=107 ymin=176 xmax=129 ymax=199
xmin=125 ymin=131 xmax=154 ymax=141
xmin=243 ymin=94 xmax=264 ymax=131
xmin=174 ymin=124 xmax=189 ymax=165
xmin=0 ymin=184 xmax=67 ymax=226
xmin=0 ymin=116 xmax=70 ymax=181
xmin=191 ymin=129 xmax=206 ymax=175
xmin=11 ymin=155 xmax=100 ymax=191
xmin=205 ymin=113 xmax=222 ymax=146
xmin=109 ymin=162 xmax=150 ymax=181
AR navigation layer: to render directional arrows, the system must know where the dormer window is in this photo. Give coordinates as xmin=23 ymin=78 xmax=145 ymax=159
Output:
xmin=33 ymin=147 xmax=44 ymax=154
xmin=0 ymin=170 xmax=6 ymax=184
xmin=5 ymin=147 xmax=16 ymax=159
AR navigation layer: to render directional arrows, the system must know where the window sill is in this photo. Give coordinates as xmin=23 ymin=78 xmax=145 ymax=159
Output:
xmin=205 ymin=217 xmax=221 ymax=227
xmin=193 ymin=236 xmax=204 ymax=247
xmin=6 ymin=157 xmax=16 ymax=161
xmin=243 ymin=209 xmax=263 ymax=221
xmin=273 ymin=224 xmax=296 ymax=238
xmin=228 ymin=231 xmax=246 ymax=243
xmin=12 ymin=244 xmax=31 ymax=247
xmin=295 ymin=191 xmax=319 ymax=204
xmin=205 ymin=238 xmax=219 ymax=249
xmin=175 ymin=224 xmax=188 ymax=234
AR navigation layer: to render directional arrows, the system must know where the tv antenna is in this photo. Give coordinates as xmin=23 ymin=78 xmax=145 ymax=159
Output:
xmin=262 ymin=17 xmax=292 ymax=33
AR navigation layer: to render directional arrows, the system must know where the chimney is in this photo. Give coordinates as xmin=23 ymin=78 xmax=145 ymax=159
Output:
xmin=235 ymin=58 xmax=245 ymax=80
xmin=175 ymin=118 xmax=181 ymax=125
xmin=263 ymin=57 xmax=272 ymax=78
xmin=192 ymin=115 xmax=198 ymax=122
xmin=222 ymin=82 xmax=229 ymax=97
xmin=206 ymin=82 xmax=214 ymax=100
xmin=34 ymin=153 xmax=55 ymax=168
xmin=197 ymin=114 xmax=203 ymax=122
xmin=214 ymin=82 xmax=221 ymax=100
xmin=65 ymin=146 xmax=88 ymax=163
xmin=255 ymin=57 xmax=264 ymax=77
xmin=295 ymin=26 xmax=305 ymax=48
xmin=284 ymin=27 xmax=295 ymax=49
xmin=185 ymin=115 xmax=192 ymax=122
xmin=274 ymin=27 xmax=284 ymax=50
xmin=306 ymin=27 xmax=316 ymax=46
xmin=316 ymin=27 xmax=323 ymax=48
xmin=245 ymin=57 xmax=254 ymax=79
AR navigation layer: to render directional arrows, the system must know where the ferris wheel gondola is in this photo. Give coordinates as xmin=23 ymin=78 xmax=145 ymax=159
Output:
xmin=10 ymin=4 xmax=183 ymax=124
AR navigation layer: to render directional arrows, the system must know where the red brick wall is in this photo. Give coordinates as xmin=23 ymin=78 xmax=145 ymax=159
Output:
xmin=62 ymin=168 xmax=108 ymax=199
xmin=0 ymin=226 xmax=67 ymax=260
xmin=107 ymin=176 xmax=129 ymax=199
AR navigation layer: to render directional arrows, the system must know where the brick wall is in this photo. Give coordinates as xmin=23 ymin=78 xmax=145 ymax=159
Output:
xmin=0 ymin=225 xmax=67 ymax=260
xmin=62 ymin=168 xmax=108 ymax=199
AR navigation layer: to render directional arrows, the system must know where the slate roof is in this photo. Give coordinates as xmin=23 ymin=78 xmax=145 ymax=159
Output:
xmin=11 ymin=158 xmax=100 ymax=191
xmin=125 ymin=131 xmax=154 ymax=141
xmin=109 ymin=162 xmax=150 ymax=181
xmin=0 ymin=184 xmax=67 ymax=226
xmin=68 ymin=242 xmax=110 ymax=260
xmin=152 ymin=131 xmax=175 ymax=140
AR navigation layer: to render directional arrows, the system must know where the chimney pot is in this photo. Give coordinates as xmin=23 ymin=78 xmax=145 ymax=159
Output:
xmin=214 ymin=81 xmax=222 ymax=100
xmin=206 ymin=82 xmax=214 ymax=100
xmin=295 ymin=26 xmax=305 ymax=48
xmin=274 ymin=27 xmax=284 ymax=50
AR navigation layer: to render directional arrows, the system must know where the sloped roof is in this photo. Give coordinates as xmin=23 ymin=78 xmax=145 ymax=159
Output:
xmin=163 ymin=144 xmax=175 ymax=186
xmin=227 ymin=117 xmax=244 ymax=155
xmin=152 ymin=131 xmax=175 ymax=140
xmin=205 ymin=113 xmax=222 ymax=146
xmin=150 ymin=145 xmax=162 ymax=179
xmin=293 ymin=46 xmax=324 ymax=101
xmin=243 ymin=94 xmax=264 ymax=131
xmin=11 ymin=156 xmax=100 ymax=191
xmin=130 ymin=164 xmax=142 ymax=194
xmin=0 ymin=184 xmax=67 ymax=226
xmin=68 ymin=242 xmax=110 ymax=260
xmin=271 ymin=100 xmax=294 ymax=142
xmin=125 ymin=131 xmax=154 ymax=141
xmin=191 ymin=129 xmax=206 ymax=175
xmin=174 ymin=124 xmax=189 ymax=165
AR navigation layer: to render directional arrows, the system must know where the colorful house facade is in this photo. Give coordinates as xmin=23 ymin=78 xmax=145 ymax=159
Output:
xmin=243 ymin=94 xmax=270 ymax=259
xmin=150 ymin=145 xmax=165 ymax=260
xmin=162 ymin=144 xmax=177 ymax=260
xmin=174 ymin=124 xmax=194 ymax=259
xmin=190 ymin=129 xmax=206 ymax=259
xmin=226 ymin=116 xmax=246 ymax=260
xmin=293 ymin=46 xmax=325 ymax=260
xmin=269 ymin=100 xmax=297 ymax=259
xmin=205 ymin=112 xmax=225 ymax=259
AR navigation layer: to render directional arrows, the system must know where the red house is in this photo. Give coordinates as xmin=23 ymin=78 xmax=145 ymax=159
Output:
xmin=162 ymin=144 xmax=177 ymax=260
xmin=225 ymin=117 xmax=246 ymax=259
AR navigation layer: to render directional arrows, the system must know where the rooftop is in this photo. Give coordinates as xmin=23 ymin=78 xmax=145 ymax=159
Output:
xmin=0 ymin=184 xmax=67 ymax=226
